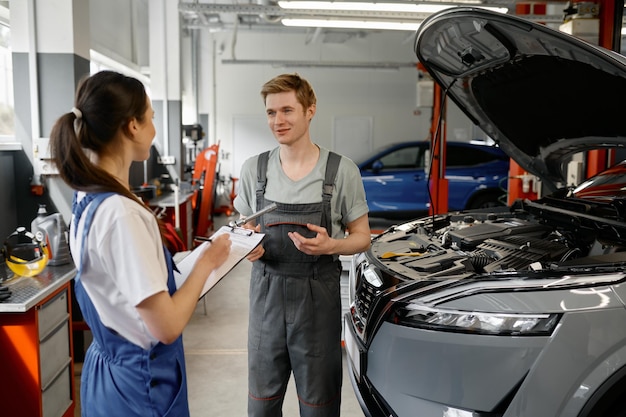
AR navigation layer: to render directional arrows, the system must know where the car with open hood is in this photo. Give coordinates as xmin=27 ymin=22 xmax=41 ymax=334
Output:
xmin=344 ymin=7 xmax=626 ymax=417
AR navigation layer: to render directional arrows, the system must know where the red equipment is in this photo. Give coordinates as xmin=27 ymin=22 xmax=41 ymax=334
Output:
xmin=191 ymin=143 xmax=220 ymax=239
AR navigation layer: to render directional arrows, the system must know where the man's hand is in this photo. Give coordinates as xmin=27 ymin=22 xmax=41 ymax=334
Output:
xmin=243 ymin=222 xmax=265 ymax=261
xmin=289 ymin=215 xmax=370 ymax=256
xmin=288 ymin=223 xmax=336 ymax=256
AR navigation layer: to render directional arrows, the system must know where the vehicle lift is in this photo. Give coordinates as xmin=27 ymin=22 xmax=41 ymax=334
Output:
xmin=426 ymin=70 xmax=448 ymax=216
xmin=189 ymin=141 xmax=237 ymax=242
xmin=191 ymin=143 xmax=220 ymax=239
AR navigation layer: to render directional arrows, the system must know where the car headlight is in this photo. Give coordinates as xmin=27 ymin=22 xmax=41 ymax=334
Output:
xmin=390 ymin=303 xmax=560 ymax=336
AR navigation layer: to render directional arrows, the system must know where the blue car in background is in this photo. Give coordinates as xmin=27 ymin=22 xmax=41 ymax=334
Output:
xmin=357 ymin=140 xmax=510 ymax=218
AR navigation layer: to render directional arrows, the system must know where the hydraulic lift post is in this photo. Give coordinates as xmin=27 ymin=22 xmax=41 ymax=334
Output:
xmin=428 ymin=81 xmax=449 ymax=215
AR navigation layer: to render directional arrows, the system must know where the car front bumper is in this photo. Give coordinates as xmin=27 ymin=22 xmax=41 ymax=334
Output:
xmin=343 ymin=313 xmax=547 ymax=417
xmin=344 ymin=314 xmax=396 ymax=417
xmin=345 ymin=302 xmax=626 ymax=417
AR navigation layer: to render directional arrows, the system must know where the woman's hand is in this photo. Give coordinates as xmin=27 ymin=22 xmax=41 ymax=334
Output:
xmin=194 ymin=233 xmax=231 ymax=275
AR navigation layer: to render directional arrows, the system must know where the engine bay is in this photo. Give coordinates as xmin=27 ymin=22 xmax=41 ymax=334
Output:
xmin=368 ymin=197 xmax=626 ymax=280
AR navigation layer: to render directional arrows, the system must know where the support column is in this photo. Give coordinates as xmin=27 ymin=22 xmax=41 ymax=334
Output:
xmin=11 ymin=0 xmax=90 ymax=224
xmin=428 ymin=82 xmax=448 ymax=215
xmin=149 ymin=0 xmax=184 ymax=179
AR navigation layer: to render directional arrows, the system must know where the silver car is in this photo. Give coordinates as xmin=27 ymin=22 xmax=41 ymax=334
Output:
xmin=344 ymin=8 xmax=626 ymax=417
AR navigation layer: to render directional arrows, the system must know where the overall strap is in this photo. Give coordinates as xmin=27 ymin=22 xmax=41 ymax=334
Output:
xmin=73 ymin=192 xmax=116 ymax=266
xmin=322 ymin=152 xmax=341 ymax=202
xmin=256 ymin=151 xmax=270 ymax=212
xmin=321 ymin=151 xmax=342 ymax=232
xmin=254 ymin=150 xmax=341 ymax=232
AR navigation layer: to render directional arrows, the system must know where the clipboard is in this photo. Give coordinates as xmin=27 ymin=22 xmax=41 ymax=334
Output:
xmin=174 ymin=225 xmax=265 ymax=299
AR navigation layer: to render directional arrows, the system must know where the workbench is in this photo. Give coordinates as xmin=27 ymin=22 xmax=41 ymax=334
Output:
xmin=0 ymin=263 xmax=77 ymax=417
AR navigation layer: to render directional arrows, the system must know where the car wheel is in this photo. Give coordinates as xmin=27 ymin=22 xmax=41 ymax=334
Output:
xmin=578 ymin=368 xmax=626 ymax=417
xmin=466 ymin=192 xmax=505 ymax=210
xmin=584 ymin=394 xmax=626 ymax=417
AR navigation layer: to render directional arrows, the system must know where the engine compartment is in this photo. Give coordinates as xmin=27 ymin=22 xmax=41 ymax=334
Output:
xmin=368 ymin=197 xmax=626 ymax=280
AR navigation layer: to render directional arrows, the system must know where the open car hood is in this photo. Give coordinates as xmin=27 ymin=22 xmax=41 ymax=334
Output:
xmin=414 ymin=8 xmax=626 ymax=192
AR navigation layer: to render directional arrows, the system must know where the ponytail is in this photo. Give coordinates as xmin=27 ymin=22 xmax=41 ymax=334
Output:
xmin=49 ymin=71 xmax=176 ymax=249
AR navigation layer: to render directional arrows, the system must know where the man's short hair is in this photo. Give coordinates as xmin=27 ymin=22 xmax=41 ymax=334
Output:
xmin=261 ymin=73 xmax=317 ymax=110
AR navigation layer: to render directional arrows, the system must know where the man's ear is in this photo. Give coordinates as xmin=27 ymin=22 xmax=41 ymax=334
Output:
xmin=307 ymin=103 xmax=316 ymax=120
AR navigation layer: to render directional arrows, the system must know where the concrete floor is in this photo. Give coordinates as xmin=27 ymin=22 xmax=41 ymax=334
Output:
xmin=183 ymin=259 xmax=365 ymax=417
xmin=73 ymin=212 xmax=375 ymax=416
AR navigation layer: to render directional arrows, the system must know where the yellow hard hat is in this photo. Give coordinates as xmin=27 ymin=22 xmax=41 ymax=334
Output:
xmin=3 ymin=227 xmax=49 ymax=277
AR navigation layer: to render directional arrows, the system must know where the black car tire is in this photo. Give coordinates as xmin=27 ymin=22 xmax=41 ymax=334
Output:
xmin=578 ymin=366 xmax=626 ymax=417
xmin=466 ymin=191 xmax=506 ymax=210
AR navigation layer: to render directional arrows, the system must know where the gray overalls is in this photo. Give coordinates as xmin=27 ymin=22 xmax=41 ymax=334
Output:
xmin=248 ymin=151 xmax=343 ymax=417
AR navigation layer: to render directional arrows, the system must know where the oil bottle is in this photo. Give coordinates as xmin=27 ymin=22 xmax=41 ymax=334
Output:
xmin=31 ymin=204 xmax=71 ymax=266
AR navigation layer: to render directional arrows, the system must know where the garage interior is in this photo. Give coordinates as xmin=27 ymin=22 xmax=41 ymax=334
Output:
xmin=0 ymin=0 xmax=625 ymax=416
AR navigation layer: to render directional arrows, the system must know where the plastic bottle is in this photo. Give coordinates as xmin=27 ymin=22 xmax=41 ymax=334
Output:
xmin=31 ymin=204 xmax=71 ymax=266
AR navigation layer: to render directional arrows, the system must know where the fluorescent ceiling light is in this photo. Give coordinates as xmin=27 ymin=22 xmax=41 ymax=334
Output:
xmin=281 ymin=18 xmax=421 ymax=31
xmin=278 ymin=1 xmax=508 ymax=15
xmin=278 ymin=1 xmax=451 ymax=13
xmin=278 ymin=1 xmax=509 ymax=31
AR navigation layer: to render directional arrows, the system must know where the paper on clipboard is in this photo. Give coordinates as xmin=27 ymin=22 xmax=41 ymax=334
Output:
xmin=174 ymin=225 xmax=265 ymax=299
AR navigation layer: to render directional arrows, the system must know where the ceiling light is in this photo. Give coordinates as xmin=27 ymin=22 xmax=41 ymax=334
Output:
xmin=281 ymin=18 xmax=421 ymax=31
xmin=278 ymin=1 xmax=507 ymax=14
xmin=278 ymin=1 xmax=453 ymax=13
xmin=278 ymin=1 xmax=509 ymax=31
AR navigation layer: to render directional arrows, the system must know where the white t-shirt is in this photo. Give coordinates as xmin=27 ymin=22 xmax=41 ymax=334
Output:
xmin=70 ymin=193 xmax=169 ymax=349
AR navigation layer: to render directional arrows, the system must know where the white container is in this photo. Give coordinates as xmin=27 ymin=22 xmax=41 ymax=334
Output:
xmin=31 ymin=205 xmax=71 ymax=266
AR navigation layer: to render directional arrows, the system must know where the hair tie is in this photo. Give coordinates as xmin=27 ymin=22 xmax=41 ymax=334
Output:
xmin=71 ymin=107 xmax=83 ymax=120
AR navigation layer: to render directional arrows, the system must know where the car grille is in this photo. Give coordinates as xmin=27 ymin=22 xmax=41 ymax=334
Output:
xmin=350 ymin=259 xmax=408 ymax=341
xmin=352 ymin=281 xmax=377 ymax=333
xmin=350 ymin=261 xmax=378 ymax=337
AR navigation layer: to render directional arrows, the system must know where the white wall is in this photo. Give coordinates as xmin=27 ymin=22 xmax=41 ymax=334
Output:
xmin=195 ymin=28 xmax=439 ymax=178
xmin=87 ymin=1 xmax=483 ymax=179
xmin=90 ymin=0 xmax=149 ymax=67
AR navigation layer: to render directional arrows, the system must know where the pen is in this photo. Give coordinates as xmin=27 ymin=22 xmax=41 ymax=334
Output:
xmin=194 ymin=236 xmax=213 ymax=242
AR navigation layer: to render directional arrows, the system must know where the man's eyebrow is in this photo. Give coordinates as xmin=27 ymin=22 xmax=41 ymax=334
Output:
xmin=267 ymin=105 xmax=295 ymax=112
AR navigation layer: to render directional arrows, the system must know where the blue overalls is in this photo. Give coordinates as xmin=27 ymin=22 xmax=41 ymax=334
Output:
xmin=73 ymin=192 xmax=190 ymax=417
xmin=248 ymin=152 xmax=343 ymax=417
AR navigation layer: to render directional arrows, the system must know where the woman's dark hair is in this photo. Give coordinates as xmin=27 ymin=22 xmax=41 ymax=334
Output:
xmin=50 ymin=71 xmax=185 ymax=253
xmin=50 ymin=70 xmax=148 ymax=202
